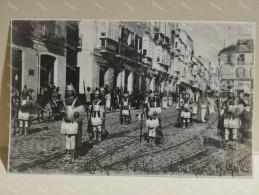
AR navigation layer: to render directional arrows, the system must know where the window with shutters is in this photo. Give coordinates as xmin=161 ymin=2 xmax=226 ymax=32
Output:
xmin=143 ymin=49 xmax=147 ymax=56
xmin=236 ymin=67 xmax=245 ymax=78
xmin=101 ymin=39 xmax=105 ymax=47
xmin=142 ymin=35 xmax=149 ymax=56
xmin=237 ymin=54 xmax=245 ymax=65
xmin=227 ymin=54 xmax=232 ymax=64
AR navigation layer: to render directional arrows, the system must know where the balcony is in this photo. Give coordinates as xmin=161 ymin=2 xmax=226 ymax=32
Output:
xmin=41 ymin=32 xmax=64 ymax=44
xmin=173 ymin=48 xmax=181 ymax=57
xmin=142 ymin=56 xmax=152 ymax=66
xmin=41 ymin=25 xmax=64 ymax=44
xmin=99 ymin=37 xmax=118 ymax=54
xmin=175 ymin=29 xmax=180 ymax=37
xmin=116 ymin=44 xmax=142 ymax=62
xmin=162 ymin=36 xmax=170 ymax=49
xmin=153 ymin=33 xmax=164 ymax=44
xmin=158 ymin=57 xmax=170 ymax=67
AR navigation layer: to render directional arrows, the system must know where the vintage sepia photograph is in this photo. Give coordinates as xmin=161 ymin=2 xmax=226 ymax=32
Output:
xmin=8 ymin=20 xmax=255 ymax=177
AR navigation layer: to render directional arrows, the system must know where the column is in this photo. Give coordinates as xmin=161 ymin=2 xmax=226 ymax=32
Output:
xmin=127 ymin=71 xmax=133 ymax=94
xmin=145 ymin=77 xmax=151 ymax=93
xmin=104 ymin=68 xmax=114 ymax=90
xmin=116 ymin=70 xmax=125 ymax=91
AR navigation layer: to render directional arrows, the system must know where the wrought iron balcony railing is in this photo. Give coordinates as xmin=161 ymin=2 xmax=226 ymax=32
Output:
xmin=117 ymin=43 xmax=142 ymax=62
xmin=142 ymin=56 xmax=152 ymax=66
xmin=41 ymin=25 xmax=64 ymax=44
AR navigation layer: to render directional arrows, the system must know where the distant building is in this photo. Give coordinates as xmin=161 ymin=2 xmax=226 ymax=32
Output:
xmin=218 ymin=39 xmax=254 ymax=95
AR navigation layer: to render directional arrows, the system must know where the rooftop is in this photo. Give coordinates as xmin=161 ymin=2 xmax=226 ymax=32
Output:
xmin=219 ymin=39 xmax=254 ymax=54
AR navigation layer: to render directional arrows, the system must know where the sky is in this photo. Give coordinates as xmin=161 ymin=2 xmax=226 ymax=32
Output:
xmin=178 ymin=21 xmax=256 ymax=67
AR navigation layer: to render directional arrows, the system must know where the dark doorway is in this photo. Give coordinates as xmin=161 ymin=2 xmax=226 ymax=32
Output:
xmin=99 ymin=66 xmax=107 ymax=88
xmin=40 ymin=55 xmax=56 ymax=87
xmin=66 ymin=66 xmax=80 ymax=94
xmin=141 ymin=76 xmax=146 ymax=92
xmin=12 ymin=48 xmax=22 ymax=94
xmin=133 ymin=73 xmax=140 ymax=93
xmin=155 ymin=77 xmax=160 ymax=92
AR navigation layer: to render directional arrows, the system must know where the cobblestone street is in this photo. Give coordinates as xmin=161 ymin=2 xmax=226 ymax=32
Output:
xmin=9 ymin=104 xmax=252 ymax=177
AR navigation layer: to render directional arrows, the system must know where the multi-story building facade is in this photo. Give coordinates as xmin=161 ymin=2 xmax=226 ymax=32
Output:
xmin=12 ymin=20 xmax=218 ymax=100
xmin=171 ymin=27 xmax=196 ymax=91
xmin=11 ymin=20 xmax=80 ymax=99
xmin=219 ymin=39 xmax=254 ymax=95
xmin=77 ymin=21 xmax=176 ymax=95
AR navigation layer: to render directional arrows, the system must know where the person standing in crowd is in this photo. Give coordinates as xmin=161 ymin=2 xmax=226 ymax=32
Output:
xmin=60 ymin=84 xmax=84 ymax=164
xmin=88 ymin=90 xmax=105 ymax=142
xmin=85 ymin=87 xmax=92 ymax=119
xmin=18 ymin=86 xmax=34 ymax=136
xmin=37 ymin=86 xmax=48 ymax=121
xmin=192 ymin=92 xmax=199 ymax=116
xmin=116 ymin=87 xmax=121 ymax=107
xmin=11 ymin=89 xmax=20 ymax=135
xmin=104 ymin=85 xmax=109 ymax=94
xmin=146 ymin=111 xmax=160 ymax=145
xmin=45 ymin=92 xmax=64 ymax=121
xmin=49 ymin=81 xmax=56 ymax=96
xmin=110 ymin=88 xmax=117 ymax=111
xmin=222 ymin=88 xmax=241 ymax=150
xmin=145 ymin=93 xmax=162 ymax=144
xmin=168 ymin=91 xmax=173 ymax=106
xmin=197 ymin=92 xmax=208 ymax=123
xmin=52 ymin=87 xmax=60 ymax=100
xmin=120 ymin=92 xmax=131 ymax=125
xmin=238 ymin=91 xmax=252 ymax=140
xmin=162 ymin=90 xmax=168 ymax=110
xmin=176 ymin=93 xmax=184 ymax=126
xmin=105 ymin=90 xmax=111 ymax=111
xmin=208 ymin=94 xmax=215 ymax=114
xmin=180 ymin=93 xmax=192 ymax=128
xmin=202 ymin=95 xmax=209 ymax=123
